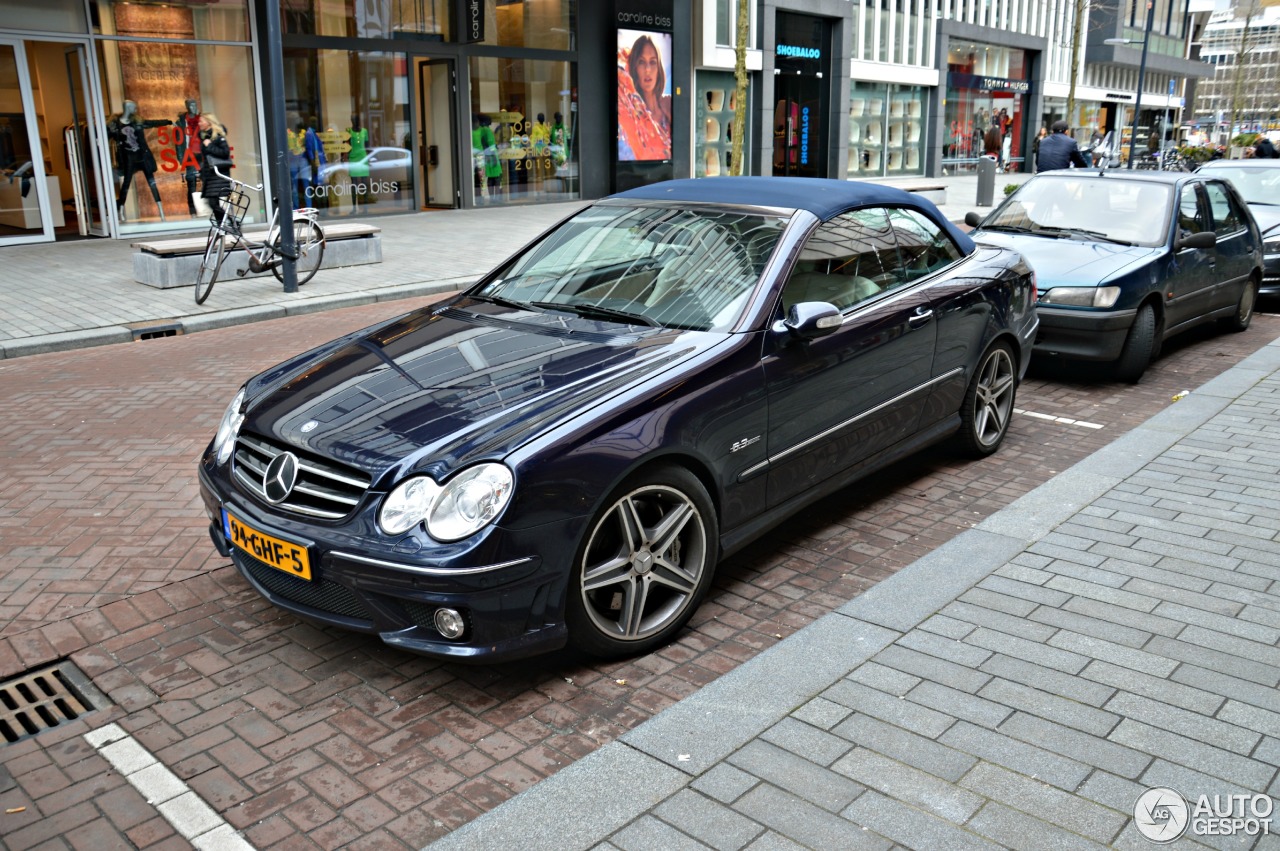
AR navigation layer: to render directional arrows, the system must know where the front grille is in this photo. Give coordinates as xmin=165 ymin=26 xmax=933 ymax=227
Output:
xmin=237 ymin=551 xmax=373 ymax=623
xmin=233 ymin=434 xmax=371 ymax=520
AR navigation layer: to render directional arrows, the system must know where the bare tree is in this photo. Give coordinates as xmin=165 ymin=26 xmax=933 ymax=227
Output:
xmin=1229 ymin=0 xmax=1263 ymax=138
xmin=730 ymin=0 xmax=749 ymax=175
xmin=1066 ymin=0 xmax=1087 ymax=124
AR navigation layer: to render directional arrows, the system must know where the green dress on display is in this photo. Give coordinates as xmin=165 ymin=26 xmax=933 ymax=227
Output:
xmin=348 ymin=127 xmax=370 ymax=178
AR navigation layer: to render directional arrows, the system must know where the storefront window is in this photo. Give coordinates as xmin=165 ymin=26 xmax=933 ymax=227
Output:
xmin=92 ymin=0 xmax=249 ymax=41
xmin=97 ymin=38 xmax=260 ymax=230
xmin=943 ymin=42 xmax=1028 ymax=174
xmin=0 ymin=0 xmax=86 ymax=33
xmin=482 ymin=0 xmax=574 ymax=50
xmin=282 ymin=50 xmax=414 ymax=219
xmin=281 ymin=0 xmax=449 ymax=39
xmin=695 ymin=71 xmax=747 ymax=177
xmin=469 ymin=56 xmax=577 ymax=205
xmin=847 ymin=82 xmax=924 ymax=178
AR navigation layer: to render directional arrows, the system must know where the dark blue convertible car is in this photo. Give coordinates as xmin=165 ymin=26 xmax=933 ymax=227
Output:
xmin=198 ymin=177 xmax=1038 ymax=662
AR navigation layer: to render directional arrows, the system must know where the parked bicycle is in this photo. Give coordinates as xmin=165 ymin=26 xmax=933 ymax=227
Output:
xmin=194 ymin=169 xmax=326 ymax=304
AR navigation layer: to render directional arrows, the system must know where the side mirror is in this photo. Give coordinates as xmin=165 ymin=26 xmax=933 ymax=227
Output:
xmin=1176 ymin=231 xmax=1217 ymax=251
xmin=779 ymin=302 xmax=842 ymax=341
xmin=965 ymin=211 xmax=984 ymax=228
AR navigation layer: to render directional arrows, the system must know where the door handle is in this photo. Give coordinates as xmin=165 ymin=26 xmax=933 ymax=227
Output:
xmin=908 ymin=308 xmax=934 ymax=328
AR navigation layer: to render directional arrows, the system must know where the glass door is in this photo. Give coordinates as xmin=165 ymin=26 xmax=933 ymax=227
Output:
xmin=416 ymin=58 xmax=458 ymax=208
xmin=62 ymin=42 xmax=108 ymax=236
xmin=0 ymin=39 xmax=55 ymax=245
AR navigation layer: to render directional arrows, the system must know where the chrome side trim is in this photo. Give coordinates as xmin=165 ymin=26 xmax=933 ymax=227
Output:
xmin=739 ymin=367 xmax=964 ymax=480
xmin=331 ymin=551 xmax=534 ymax=577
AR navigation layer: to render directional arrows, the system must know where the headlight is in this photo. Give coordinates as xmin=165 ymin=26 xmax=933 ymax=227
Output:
xmin=379 ymin=476 xmax=441 ymax=535
xmin=428 ymin=464 xmax=514 ymax=542
xmin=1040 ymin=286 xmax=1121 ymax=308
xmin=1263 ymin=237 xmax=1280 ymax=254
xmin=212 ymin=388 xmax=246 ymax=465
xmin=378 ymin=463 xmax=513 ymax=541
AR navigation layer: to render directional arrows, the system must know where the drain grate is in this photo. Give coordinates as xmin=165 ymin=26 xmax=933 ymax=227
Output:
xmin=0 ymin=661 xmax=107 ymax=744
xmin=131 ymin=322 xmax=184 ymax=341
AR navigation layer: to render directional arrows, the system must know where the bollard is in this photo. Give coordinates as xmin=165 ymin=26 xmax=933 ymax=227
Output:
xmin=976 ymin=155 xmax=997 ymax=207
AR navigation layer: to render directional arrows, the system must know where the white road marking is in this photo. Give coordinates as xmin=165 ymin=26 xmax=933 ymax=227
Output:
xmin=84 ymin=723 xmax=254 ymax=850
xmin=1015 ymin=408 xmax=1105 ymax=429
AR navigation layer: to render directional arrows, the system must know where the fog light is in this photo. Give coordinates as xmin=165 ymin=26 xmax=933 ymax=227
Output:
xmin=434 ymin=608 xmax=466 ymax=639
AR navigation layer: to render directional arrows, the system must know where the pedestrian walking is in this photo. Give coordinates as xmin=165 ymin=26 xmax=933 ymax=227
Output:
xmin=1036 ymin=120 xmax=1088 ymax=171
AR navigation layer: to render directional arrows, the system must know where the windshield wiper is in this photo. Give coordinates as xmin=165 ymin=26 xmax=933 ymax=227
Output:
xmin=1038 ymin=226 xmax=1133 ymax=246
xmin=530 ymin=301 xmax=659 ymax=327
xmin=980 ymin=223 xmax=1038 ymax=234
xmin=470 ymin=293 xmax=532 ymax=310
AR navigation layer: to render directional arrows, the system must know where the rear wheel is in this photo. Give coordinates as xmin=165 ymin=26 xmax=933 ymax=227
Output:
xmin=1115 ymin=302 xmax=1157 ymax=383
xmin=956 ymin=341 xmax=1017 ymax=457
xmin=566 ymin=465 xmax=717 ymax=658
xmin=194 ymin=230 xmax=226 ymax=304
xmin=272 ymin=219 xmax=325 ymax=285
xmin=1221 ymin=278 xmax=1257 ymax=332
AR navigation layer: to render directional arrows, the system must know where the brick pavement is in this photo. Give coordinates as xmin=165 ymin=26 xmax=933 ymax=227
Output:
xmin=0 ymin=298 xmax=1276 ymax=848
xmin=433 ymin=335 xmax=1280 ymax=851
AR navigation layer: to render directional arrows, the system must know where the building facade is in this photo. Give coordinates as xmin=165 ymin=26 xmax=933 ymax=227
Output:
xmin=1193 ymin=3 xmax=1280 ymax=139
xmin=0 ymin=0 xmax=1209 ymax=249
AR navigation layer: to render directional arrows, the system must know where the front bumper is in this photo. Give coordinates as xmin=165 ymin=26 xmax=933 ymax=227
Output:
xmin=199 ymin=465 xmax=583 ymax=663
xmin=1032 ymin=304 xmax=1137 ymax=363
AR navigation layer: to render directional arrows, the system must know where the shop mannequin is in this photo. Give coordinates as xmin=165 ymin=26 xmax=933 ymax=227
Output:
xmin=108 ymin=100 xmax=171 ymax=221
xmin=347 ymin=114 xmax=370 ymax=213
xmin=176 ymin=98 xmax=202 ymax=216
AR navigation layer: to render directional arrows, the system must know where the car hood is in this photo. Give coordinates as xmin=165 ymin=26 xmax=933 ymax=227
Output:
xmin=241 ymin=298 xmax=723 ymax=483
xmin=1247 ymin=203 xmax=1280 ymax=237
xmin=972 ymin=231 xmax=1159 ymax=287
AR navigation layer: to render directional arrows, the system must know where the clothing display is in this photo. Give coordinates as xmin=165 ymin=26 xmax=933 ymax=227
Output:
xmin=108 ymin=101 xmax=171 ymax=221
xmin=177 ymin=100 xmax=203 ymax=215
xmin=348 ymin=126 xmax=370 ymax=178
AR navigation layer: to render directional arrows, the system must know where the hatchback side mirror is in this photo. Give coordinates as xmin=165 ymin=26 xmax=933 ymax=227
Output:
xmin=965 ymin=211 xmax=984 ymax=228
xmin=1176 ymin=231 xmax=1217 ymax=251
xmin=779 ymin=302 xmax=842 ymax=340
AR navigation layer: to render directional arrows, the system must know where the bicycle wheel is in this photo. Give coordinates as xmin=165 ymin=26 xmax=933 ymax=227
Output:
xmin=194 ymin=229 xmax=226 ymax=304
xmin=271 ymin=219 xmax=326 ymax=286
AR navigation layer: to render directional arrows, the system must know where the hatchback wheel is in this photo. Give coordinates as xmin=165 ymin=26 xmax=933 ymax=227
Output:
xmin=1222 ymin=278 xmax=1258 ymax=333
xmin=567 ymin=466 xmax=717 ymax=658
xmin=957 ymin=341 xmax=1017 ymax=457
xmin=1115 ymin=303 xmax=1157 ymax=384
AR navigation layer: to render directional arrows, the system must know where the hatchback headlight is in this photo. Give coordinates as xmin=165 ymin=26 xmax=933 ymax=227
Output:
xmin=212 ymin=388 xmax=246 ymax=465
xmin=1040 ymin=286 xmax=1121 ymax=308
xmin=1263 ymin=236 xmax=1280 ymax=255
xmin=379 ymin=463 xmax=514 ymax=541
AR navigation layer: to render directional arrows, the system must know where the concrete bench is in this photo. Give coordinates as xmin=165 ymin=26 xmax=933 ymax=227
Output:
xmin=132 ymin=222 xmax=382 ymax=289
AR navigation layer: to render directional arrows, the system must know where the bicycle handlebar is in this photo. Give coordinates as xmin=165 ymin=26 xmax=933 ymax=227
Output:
xmin=212 ymin=166 xmax=263 ymax=193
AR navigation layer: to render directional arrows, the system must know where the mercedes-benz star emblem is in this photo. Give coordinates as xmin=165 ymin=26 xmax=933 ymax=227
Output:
xmin=263 ymin=452 xmax=299 ymax=504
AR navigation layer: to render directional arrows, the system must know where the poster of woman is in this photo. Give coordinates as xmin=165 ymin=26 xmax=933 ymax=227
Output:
xmin=617 ymin=29 xmax=672 ymax=161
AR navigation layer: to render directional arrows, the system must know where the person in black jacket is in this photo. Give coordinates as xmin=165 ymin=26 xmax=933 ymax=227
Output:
xmin=197 ymin=113 xmax=234 ymax=224
xmin=1255 ymin=136 xmax=1279 ymax=158
xmin=1036 ymin=120 xmax=1088 ymax=171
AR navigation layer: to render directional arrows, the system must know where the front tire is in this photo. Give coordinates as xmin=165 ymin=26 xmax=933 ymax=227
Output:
xmin=1115 ymin=302 xmax=1157 ymax=384
xmin=566 ymin=466 xmax=718 ymax=658
xmin=956 ymin=341 xmax=1017 ymax=457
xmin=272 ymin=219 xmax=325 ymax=285
xmin=194 ymin=231 xmax=225 ymax=304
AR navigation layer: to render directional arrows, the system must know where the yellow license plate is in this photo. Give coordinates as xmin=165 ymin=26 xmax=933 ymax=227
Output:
xmin=225 ymin=511 xmax=312 ymax=581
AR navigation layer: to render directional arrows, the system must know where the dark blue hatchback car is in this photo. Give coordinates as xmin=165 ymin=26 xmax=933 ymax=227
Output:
xmin=968 ymin=170 xmax=1262 ymax=382
xmin=198 ymin=177 xmax=1038 ymax=662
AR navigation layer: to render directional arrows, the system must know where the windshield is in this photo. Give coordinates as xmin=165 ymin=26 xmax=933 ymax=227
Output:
xmin=476 ymin=204 xmax=790 ymax=332
xmin=1201 ymin=166 xmax=1280 ymax=206
xmin=985 ymin=176 xmax=1173 ymax=247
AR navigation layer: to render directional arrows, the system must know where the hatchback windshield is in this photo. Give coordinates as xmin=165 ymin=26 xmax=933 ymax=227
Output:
xmin=986 ymin=176 xmax=1173 ymax=247
xmin=477 ymin=204 xmax=790 ymax=332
